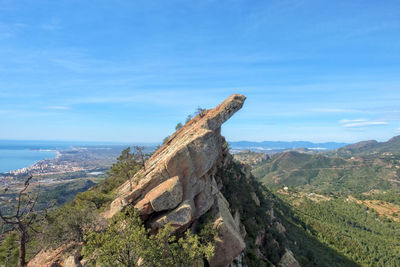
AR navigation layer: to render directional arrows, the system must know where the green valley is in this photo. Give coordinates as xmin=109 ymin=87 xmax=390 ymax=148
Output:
xmin=238 ymin=135 xmax=400 ymax=266
xmin=252 ymin=150 xmax=400 ymax=194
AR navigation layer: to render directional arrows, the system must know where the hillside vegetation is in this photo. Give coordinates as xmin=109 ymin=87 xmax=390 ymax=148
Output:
xmin=275 ymin=192 xmax=400 ymax=266
xmin=329 ymin=135 xmax=400 ymax=157
xmin=243 ymin=136 xmax=400 ymax=267
xmin=252 ymin=151 xmax=399 ymax=194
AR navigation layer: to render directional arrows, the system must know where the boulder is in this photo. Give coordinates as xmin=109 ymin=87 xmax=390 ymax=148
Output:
xmin=209 ymin=193 xmax=246 ymax=267
xmin=64 ymin=255 xmax=82 ymax=267
xmin=251 ymin=192 xmax=261 ymax=206
xmin=135 ymin=175 xmax=182 ymax=214
xmin=27 ymin=243 xmax=79 ymax=267
xmin=278 ymin=249 xmax=300 ymax=267
xmin=151 ymin=200 xmax=193 ymax=229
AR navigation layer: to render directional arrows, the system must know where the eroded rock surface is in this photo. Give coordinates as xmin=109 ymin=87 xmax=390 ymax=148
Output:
xmin=27 ymin=243 xmax=80 ymax=267
xmin=279 ymin=249 xmax=300 ymax=267
xmin=103 ymin=94 xmax=246 ymax=229
xmin=30 ymin=94 xmax=247 ymax=267
xmin=208 ymin=192 xmax=246 ymax=267
xmin=113 ymin=94 xmax=245 ymax=266
xmin=135 ymin=175 xmax=182 ymax=214
xmin=103 ymin=94 xmax=247 ymax=266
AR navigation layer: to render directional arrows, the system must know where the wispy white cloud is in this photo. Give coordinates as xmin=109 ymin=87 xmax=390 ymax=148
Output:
xmin=37 ymin=17 xmax=62 ymax=31
xmin=0 ymin=109 xmax=12 ymax=115
xmin=0 ymin=108 xmax=56 ymax=118
xmin=13 ymin=23 xmax=27 ymax=28
xmin=339 ymin=118 xmax=389 ymax=128
xmin=40 ymin=23 xmax=60 ymax=31
xmin=311 ymin=108 xmax=363 ymax=113
xmin=49 ymin=57 xmax=143 ymax=74
xmin=0 ymin=22 xmax=25 ymax=39
xmin=339 ymin=119 xmax=367 ymax=124
xmin=68 ymin=90 xmax=217 ymax=108
xmin=43 ymin=106 xmax=70 ymax=110
xmin=344 ymin=121 xmax=389 ymax=127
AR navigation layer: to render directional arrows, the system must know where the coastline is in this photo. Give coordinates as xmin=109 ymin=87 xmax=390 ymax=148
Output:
xmin=0 ymin=149 xmax=60 ymax=176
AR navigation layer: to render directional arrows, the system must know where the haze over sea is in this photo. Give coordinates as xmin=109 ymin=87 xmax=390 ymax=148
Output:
xmin=0 ymin=149 xmax=56 ymax=173
xmin=0 ymin=140 xmax=159 ymax=173
xmin=0 ymin=140 xmax=116 ymax=173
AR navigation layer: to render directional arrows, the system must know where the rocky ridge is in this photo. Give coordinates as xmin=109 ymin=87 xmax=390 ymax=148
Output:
xmin=28 ymin=94 xmax=300 ymax=267
xmin=102 ymin=94 xmax=247 ymax=266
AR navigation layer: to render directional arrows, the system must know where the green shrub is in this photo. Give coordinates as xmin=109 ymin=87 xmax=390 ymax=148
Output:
xmin=0 ymin=232 xmax=19 ymax=267
xmin=83 ymin=206 xmax=215 ymax=267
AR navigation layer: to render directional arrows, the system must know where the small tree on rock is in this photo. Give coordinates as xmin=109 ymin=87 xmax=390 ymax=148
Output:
xmin=185 ymin=115 xmax=192 ymax=124
xmin=109 ymin=147 xmax=141 ymax=191
xmin=175 ymin=122 xmax=183 ymax=130
xmin=195 ymin=107 xmax=207 ymax=118
xmin=133 ymin=146 xmax=151 ymax=171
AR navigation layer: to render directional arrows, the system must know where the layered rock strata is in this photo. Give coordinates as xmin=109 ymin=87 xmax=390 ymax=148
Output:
xmin=104 ymin=94 xmax=246 ymax=223
xmin=29 ymin=94 xmax=248 ymax=267
xmin=102 ymin=94 xmax=247 ymax=266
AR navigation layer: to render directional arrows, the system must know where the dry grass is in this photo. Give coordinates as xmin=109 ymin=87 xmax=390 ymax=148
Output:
xmin=349 ymin=196 xmax=400 ymax=221
xmin=276 ymin=190 xmax=332 ymax=206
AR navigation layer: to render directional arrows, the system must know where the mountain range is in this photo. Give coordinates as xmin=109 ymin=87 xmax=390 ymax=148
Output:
xmin=230 ymin=140 xmax=348 ymax=151
xmin=329 ymin=135 xmax=400 ymax=157
xmin=2 ymin=95 xmax=399 ymax=267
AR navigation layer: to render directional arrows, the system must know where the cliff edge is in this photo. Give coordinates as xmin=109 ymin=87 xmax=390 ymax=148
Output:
xmin=103 ymin=94 xmax=246 ymax=266
xmin=29 ymin=94 xmax=300 ymax=267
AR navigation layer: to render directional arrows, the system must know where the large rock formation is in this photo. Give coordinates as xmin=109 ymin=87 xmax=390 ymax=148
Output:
xmin=104 ymin=94 xmax=246 ymax=221
xmin=102 ymin=94 xmax=246 ymax=266
xmin=29 ymin=94 xmax=300 ymax=267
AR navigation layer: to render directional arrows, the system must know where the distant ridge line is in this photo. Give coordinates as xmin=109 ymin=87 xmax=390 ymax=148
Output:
xmin=229 ymin=140 xmax=348 ymax=150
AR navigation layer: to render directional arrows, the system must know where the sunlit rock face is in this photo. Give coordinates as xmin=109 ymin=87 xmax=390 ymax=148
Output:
xmin=29 ymin=94 xmax=247 ymax=267
xmin=104 ymin=94 xmax=246 ymax=221
xmin=103 ymin=94 xmax=247 ymax=266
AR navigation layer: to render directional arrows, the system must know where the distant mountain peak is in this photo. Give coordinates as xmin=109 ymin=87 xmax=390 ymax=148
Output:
xmin=230 ymin=140 xmax=348 ymax=152
xmin=335 ymin=135 xmax=400 ymax=156
xmin=342 ymin=140 xmax=378 ymax=150
xmin=387 ymin=135 xmax=400 ymax=143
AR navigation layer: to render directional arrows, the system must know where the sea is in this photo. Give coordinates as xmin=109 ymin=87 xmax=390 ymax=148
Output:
xmin=0 ymin=140 xmax=73 ymax=173
xmin=0 ymin=140 xmax=158 ymax=174
xmin=0 ymin=140 xmax=113 ymax=174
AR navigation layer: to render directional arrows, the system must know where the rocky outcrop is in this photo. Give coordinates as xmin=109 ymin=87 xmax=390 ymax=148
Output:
xmin=209 ymin=192 xmax=246 ymax=266
xmin=103 ymin=94 xmax=246 ymax=226
xmin=251 ymin=191 xmax=261 ymax=206
xmin=27 ymin=243 xmax=80 ymax=267
xmin=29 ymin=93 xmax=304 ymax=267
xmin=28 ymin=94 xmax=247 ymax=267
xmin=135 ymin=175 xmax=182 ymax=213
xmin=102 ymin=94 xmax=247 ymax=266
xmin=278 ymin=249 xmax=300 ymax=267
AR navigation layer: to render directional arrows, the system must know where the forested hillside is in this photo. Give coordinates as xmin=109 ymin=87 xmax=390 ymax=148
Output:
xmin=0 ymin=95 xmax=366 ymax=267
xmin=329 ymin=135 xmax=400 ymax=157
xmin=275 ymin=192 xmax=400 ymax=266
xmin=242 ymin=137 xmax=400 ymax=267
xmin=252 ymin=151 xmax=400 ymax=194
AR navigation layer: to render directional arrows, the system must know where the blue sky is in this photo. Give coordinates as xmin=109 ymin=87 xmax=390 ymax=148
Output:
xmin=0 ymin=0 xmax=399 ymax=143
